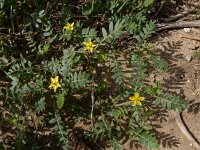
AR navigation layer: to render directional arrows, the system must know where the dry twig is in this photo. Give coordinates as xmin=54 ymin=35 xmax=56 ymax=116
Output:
xmin=176 ymin=112 xmax=200 ymax=150
xmin=180 ymin=35 xmax=200 ymax=41
xmin=162 ymin=9 xmax=196 ymax=22
xmin=155 ymin=21 xmax=200 ymax=32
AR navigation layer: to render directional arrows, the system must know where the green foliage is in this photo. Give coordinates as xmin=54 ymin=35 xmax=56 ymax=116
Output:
xmin=145 ymin=84 xmax=188 ymax=111
xmin=137 ymin=20 xmax=155 ymax=45
xmin=82 ymin=27 xmax=97 ymax=38
xmin=102 ymin=19 xmax=125 ymax=44
xmin=82 ymin=0 xmax=95 ymax=16
xmin=130 ymin=53 xmax=147 ymax=91
xmin=108 ymin=106 xmax=128 ymax=119
xmin=149 ymin=55 xmax=168 ymax=70
xmin=109 ymin=56 xmax=125 ymax=85
xmin=154 ymin=93 xmax=188 ymax=111
xmin=69 ymin=71 xmax=90 ymax=89
xmin=134 ymin=129 xmax=159 ymax=150
xmin=49 ymin=113 xmax=69 ymax=149
xmin=0 ymin=0 xmax=189 ymax=150
xmin=35 ymin=97 xmax=46 ymax=114
xmin=56 ymin=91 xmax=65 ymax=110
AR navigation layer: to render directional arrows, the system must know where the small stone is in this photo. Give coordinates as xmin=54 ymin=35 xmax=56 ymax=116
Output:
xmin=189 ymin=143 xmax=193 ymax=147
xmin=0 ymin=101 xmax=3 ymax=106
xmin=184 ymin=28 xmax=191 ymax=33
xmin=186 ymin=55 xmax=192 ymax=62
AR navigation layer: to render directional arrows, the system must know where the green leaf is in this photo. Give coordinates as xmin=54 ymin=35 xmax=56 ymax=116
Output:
xmin=82 ymin=27 xmax=97 ymax=38
xmin=49 ymin=118 xmax=56 ymax=124
xmin=109 ymin=57 xmax=124 ymax=85
xmin=35 ymin=97 xmax=46 ymax=113
xmin=36 ymin=18 xmax=41 ymax=23
xmin=56 ymin=91 xmax=65 ymax=109
xmin=135 ymin=130 xmax=159 ymax=150
xmin=49 ymin=34 xmax=58 ymax=43
xmin=97 ymin=51 xmax=107 ymax=62
xmin=144 ymin=0 xmax=154 ymax=7
xmin=153 ymin=94 xmax=188 ymax=111
xmin=109 ymin=21 xmax=113 ymax=33
xmin=101 ymin=19 xmax=125 ymax=43
xmin=102 ymin=28 xmax=107 ymax=39
xmin=82 ymin=3 xmax=93 ymax=15
xmin=0 ymin=0 xmax=5 ymax=9
xmin=43 ymin=43 xmax=50 ymax=52
xmin=69 ymin=71 xmax=90 ymax=89
xmin=43 ymin=30 xmax=52 ymax=37
xmin=39 ymin=10 xmax=45 ymax=17
xmin=149 ymin=55 xmax=168 ymax=70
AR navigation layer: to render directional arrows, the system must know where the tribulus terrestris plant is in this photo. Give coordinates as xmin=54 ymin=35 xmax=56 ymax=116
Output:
xmin=0 ymin=0 xmax=187 ymax=149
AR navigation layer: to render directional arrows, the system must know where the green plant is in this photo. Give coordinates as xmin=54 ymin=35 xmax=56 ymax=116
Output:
xmin=0 ymin=0 xmax=188 ymax=150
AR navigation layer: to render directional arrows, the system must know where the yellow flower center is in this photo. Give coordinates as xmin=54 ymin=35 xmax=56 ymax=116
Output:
xmin=129 ymin=92 xmax=145 ymax=106
xmin=83 ymin=38 xmax=95 ymax=53
xmin=49 ymin=76 xmax=61 ymax=92
xmin=64 ymin=22 xmax=74 ymax=31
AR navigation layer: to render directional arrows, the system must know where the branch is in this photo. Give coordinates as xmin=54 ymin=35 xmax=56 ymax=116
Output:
xmin=115 ymin=101 xmax=132 ymax=107
xmin=90 ymin=87 xmax=95 ymax=127
xmin=155 ymin=20 xmax=200 ymax=32
xmin=180 ymin=35 xmax=200 ymax=41
xmin=161 ymin=9 xmax=196 ymax=23
xmin=176 ymin=112 xmax=200 ymax=149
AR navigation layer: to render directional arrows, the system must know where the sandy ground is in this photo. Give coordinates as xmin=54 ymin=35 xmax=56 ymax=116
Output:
xmin=150 ymin=29 xmax=200 ymax=150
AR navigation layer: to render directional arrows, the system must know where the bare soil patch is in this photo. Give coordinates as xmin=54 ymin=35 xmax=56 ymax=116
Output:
xmin=151 ymin=29 xmax=200 ymax=150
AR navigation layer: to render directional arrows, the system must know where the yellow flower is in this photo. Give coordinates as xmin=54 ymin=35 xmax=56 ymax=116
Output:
xmin=83 ymin=38 xmax=95 ymax=53
xmin=49 ymin=76 xmax=61 ymax=92
xmin=129 ymin=92 xmax=145 ymax=106
xmin=64 ymin=22 xmax=74 ymax=31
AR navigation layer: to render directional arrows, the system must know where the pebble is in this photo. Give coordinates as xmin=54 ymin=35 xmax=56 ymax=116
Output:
xmin=189 ymin=143 xmax=193 ymax=147
xmin=186 ymin=55 xmax=192 ymax=62
xmin=184 ymin=28 xmax=191 ymax=33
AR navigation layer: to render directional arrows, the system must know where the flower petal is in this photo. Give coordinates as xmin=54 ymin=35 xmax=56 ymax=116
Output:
xmin=50 ymin=77 xmax=54 ymax=83
xmin=132 ymin=101 xmax=136 ymax=106
xmin=137 ymin=101 xmax=142 ymax=106
xmin=55 ymin=76 xmax=59 ymax=82
xmin=57 ymin=83 xmax=61 ymax=88
xmin=134 ymin=92 xmax=139 ymax=98
xmin=53 ymin=86 xmax=57 ymax=92
xmin=129 ymin=96 xmax=135 ymax=101
xmin=139 ymin=97 xmax=145 ymax=101
xmin=49 ymin=83 xmax=53 ymax=88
